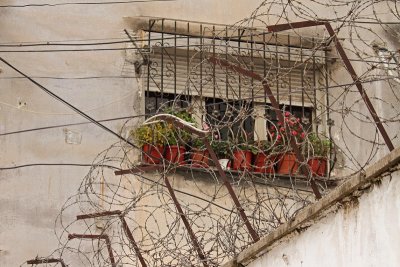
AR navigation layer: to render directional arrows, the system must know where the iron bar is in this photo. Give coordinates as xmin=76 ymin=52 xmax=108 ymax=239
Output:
xmin=114 ymin=165 xmax=164 ymax=175
xmin=76 ymin=211 xmax=148 ymax=267
xmin=77 ymin=210 xmax=121 ymax=220
xmin=68 ymin=234 xmax=116 ymax=267
xmin=203 ymin=138 xmax=261 ymax=241
xmin=120 ymin=216 xmax=148 ymax=267
xmin=162 ymin=174 xmax=210 ymax=267
xmin=26 ymin=258 xmax=66 ymax=267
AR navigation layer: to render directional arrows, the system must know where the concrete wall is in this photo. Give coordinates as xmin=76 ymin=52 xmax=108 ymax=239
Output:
xmin=248 ymin=169 xmax=400 ymax=267
xmin=223 ymin=147 xmax=400 ymax=267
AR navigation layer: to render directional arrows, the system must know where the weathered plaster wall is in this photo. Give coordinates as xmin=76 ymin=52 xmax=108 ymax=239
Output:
xmin=0 ymin=0 xmax=399 ymax=266
xmin=0 ymin=1 xmax=270 ymax=266
xmin=244 ymin=160 xmax=400 ymax=267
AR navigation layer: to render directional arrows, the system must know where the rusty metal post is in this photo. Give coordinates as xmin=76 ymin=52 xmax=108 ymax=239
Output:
xmin=162 ymin=174 xmax=210 ymax=267
xmin=203 ymin=139 xmax=260 ymax=241
xmin=114 ymin=169 xmax=210 ymax=266
xmin=76 ymin=211 xmax=148 ymax=267
xmin=68 ymin=234 xmax=116 ymax=267
xmin=267 ymin=21 xmax=394 ymax=152
xmin=26 ymin=258 xmax=66 ymax=267
xmin=324 ymin=23 xmax=394 ymax=151
xmin=208 ymin=57 xmax=322 ymax=199
xmin=119 ymin=216 xmax=148 ymax=267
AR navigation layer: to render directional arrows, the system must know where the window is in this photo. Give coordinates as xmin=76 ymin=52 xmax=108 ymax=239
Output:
xmin=205 ymin=98 xmax=254 ymax=140
xmin=138 ymin=18 xmax=328 ymax=140
xmin=145 ymin=91 xmax=190 ymax=117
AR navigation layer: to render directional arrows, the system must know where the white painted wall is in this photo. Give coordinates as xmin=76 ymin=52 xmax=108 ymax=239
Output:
xmin=248 ymin=168 xmax=400 ymax=267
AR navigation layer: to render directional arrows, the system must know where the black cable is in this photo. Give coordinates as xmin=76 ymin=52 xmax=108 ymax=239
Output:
xmin=0 ymin=56 xmax=138 ymax=148
xmin=0 ymin=163 xmax=120 ymax=170
xmin=0 ymin=0 xmax=176 ymax=8
xmin=0 ymin=75 xmax=135 ymax=80
xmin=0 ymin=114 xmax=146 ymax=136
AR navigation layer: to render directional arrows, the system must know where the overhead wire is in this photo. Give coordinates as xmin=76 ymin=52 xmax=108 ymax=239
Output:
xmin=0 ymin=0 xmax=176 ymax=8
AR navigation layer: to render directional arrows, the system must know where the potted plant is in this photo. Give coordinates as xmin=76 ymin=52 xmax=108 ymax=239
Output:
xmin=270 ymin=112 xmax=306 ymax=175
xmin=163 ymin=108 xmax=196 ymax=165
xmin=253 ymin=140 xmax=276 ymax=174
xmin=190 ymin=138 xmax=210 ymax=168
xmin=232 ymin=141 xmax=257 ymax=171
xmin=307 ymin=133 xmax=331 ymax=177
xmin=131 ymin=123 xmax=165 ymax=164
xmin=211 ymin=140 xmax=231 ymax=170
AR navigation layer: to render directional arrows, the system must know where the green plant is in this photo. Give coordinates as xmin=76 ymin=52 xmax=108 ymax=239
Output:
xmin=131 ymin=123 xmax=165 ymax=146
xmin=211 ymin=140 xmax=230 ymax=159
xmin=163 ymin=108 xmax=197 ymax=145
xmin=236 ymin=142 xmax=258 ymax=154
xmin=308 ymin=133 xmax=332 ymax=157
xmin=255 ymin=140 xmax=272 ymax=152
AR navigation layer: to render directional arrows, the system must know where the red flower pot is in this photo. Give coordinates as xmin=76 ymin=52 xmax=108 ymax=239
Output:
xmin=277 ymin=152 xmax=299 ymax=175
xmin=232 ymin=149 xmax=252 ymax=171
xmin=142 ymin=144 xmax=164 ymax=164
xmin=307 ymin=157 xmax=327 ymax=177
xmin=191 ymin=149 xmax=209 ymax=167
xmin=165 ymin=145 xmax=186 ymax=165
xmin=254 ymin=153 xmax=277 ymax=173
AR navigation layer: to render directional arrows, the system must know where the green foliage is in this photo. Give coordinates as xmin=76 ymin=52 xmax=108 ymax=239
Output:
xmin=236 ymin=142 xmax=258 ymax=154
xmin=254 ymin=140 xmax=272 ymax=152
xmin=211 ymin=140 xmax=230 ymax=159
xmin=163 ymin=108 xmax=196 ymax=145
xmin=131 ymin=123 xmax=165 ymax=146
xmin=308 ymin=133 xmax=332 ymax=157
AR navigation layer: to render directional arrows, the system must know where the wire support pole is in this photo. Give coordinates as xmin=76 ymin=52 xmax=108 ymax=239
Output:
xmin=203 ymin=138 xmax=261 ymax=241
xmin=26 ymin=258 xmax=66 ymax=267
xmin=162 ymin=174 xmax=210 ymax=267
xmin=68 ymin=234 xmax=116 ymax=267
xmin=76 ymin=211 xmax=148 ymax=267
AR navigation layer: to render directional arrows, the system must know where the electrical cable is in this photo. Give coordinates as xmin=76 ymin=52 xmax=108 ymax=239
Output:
xmin=0 ymin=56 xmax=138 ymax=148
xmin=0 ymin=0 xmax=176 ymax=8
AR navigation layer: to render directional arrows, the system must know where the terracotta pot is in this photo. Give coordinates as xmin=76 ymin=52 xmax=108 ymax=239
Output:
xmin=191 ymin=149 xmax=209 ymax=167
xmin=277 ymin=152 xmax=299 ymax=175
xmin=165 ymin=145 xmax=186 ymax=165
xmin=232 ymin=149 xmax=252 ymax=170
xmin=142 ymin=144 xmax=164 ymax=164
xmin=307 ymin=157 xmax=327 ymax=177
xmin=254 ymin=152 xmax=277 ymax=173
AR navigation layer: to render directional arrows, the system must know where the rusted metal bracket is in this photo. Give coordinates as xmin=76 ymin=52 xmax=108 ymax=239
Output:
xmin=26 ymin=258 xmax=66 ymax=267
xmin=203 ymin=139 xmax=260 ymax=241
xmin=114 ymin=165 xmax=164 ymax=176
xmin=76 ymin=211 xmax=148 ymax=267
xmin=208 ymin=57 xmax=322 ymax=199
xmin=68 ymin=234 xmax=116 ymax=267
xmin=162 ymin=174 xmax=210 ymax=267
xmin=267 ymin=20 xmax=394 ymax=152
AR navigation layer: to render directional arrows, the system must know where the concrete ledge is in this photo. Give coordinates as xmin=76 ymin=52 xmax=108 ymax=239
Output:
xmin=223 ymin=146 xmax=400 ymax=267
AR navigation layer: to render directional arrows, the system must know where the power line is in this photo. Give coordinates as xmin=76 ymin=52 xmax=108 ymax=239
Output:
xmin=0 ymin=75 xmax=135 ymax=80
xmin=0 ymin=163 xmax=120 ymax=170
xmin=0 ymin=114 xmax=146 ymax=136
xmin=0 ymin=0 xmax=176 ymax=8
xmin=0 ymin=56 xmax=138 ymax=148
